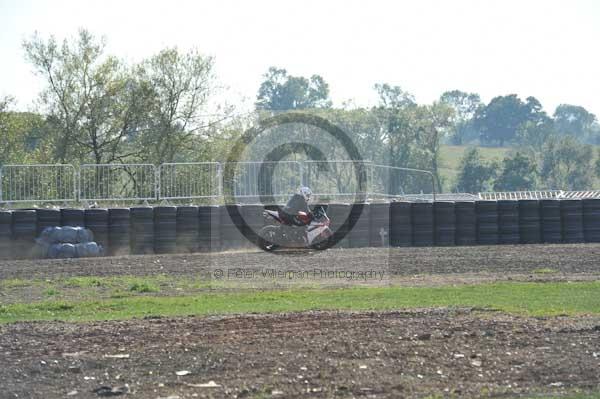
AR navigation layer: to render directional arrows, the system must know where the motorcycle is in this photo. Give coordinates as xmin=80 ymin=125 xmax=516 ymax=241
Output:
xmin=258 ymin=205 xmax=333 ymax=251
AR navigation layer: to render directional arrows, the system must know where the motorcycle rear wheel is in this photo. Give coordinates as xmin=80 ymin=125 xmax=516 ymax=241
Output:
xmin=258 ymin=225 xmax=281 ymax=251
xmin=310 ymin=236 xmax=333 ymax=251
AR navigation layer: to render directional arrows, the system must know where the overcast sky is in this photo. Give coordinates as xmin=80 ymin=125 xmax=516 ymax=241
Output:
xmin=1 ymin=0 xmax=599 ymax=116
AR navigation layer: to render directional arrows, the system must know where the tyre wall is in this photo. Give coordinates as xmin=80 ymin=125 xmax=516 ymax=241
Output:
xmin=519 ymin=200 xmax=541 ymax=244
xmin=497 ymin=200 xmax=519 ymax=244
xmin=130 ymin=207 xmax=154 ymax=254
xmin=476 ymin=201 xmax=499 ymax=245
xmin=327 ymin=203 xmax=351 ymax=248
xmin=11 ymin=210 xmax=37 ymax=259
xmin=198 ymin=205 xmax=220 ymax=252
xmin=348 ymin=203 xmax=370 ymax=248
xmin=0 ymin=199 xmax=594 ymax=259
xmin=154 ymin=206 xmax=177 ymax=254
xmin=583 ymin=199 xmax=600 ymax=242
xmin=540 ymin=200 xmax=562 ymax=243
xmin=455 ymin=201 xmax=476 ymax=246
xmin=390 ymin=202 xmax=411 ymax=247
xmin=370 ymin=203 xmax=391 ymax=247
xmin=84 ymin=209 xmax=109 ymax=249
xmin=560 ymin=199 xmax=584 ymax=243
xmin=176 ymin=206 xmax=199 ymax=253
xmin=0 ymin=210 xmax=12 ymax=259
xmin=108 ymin=208 xmax=130 ymax=255
xmin=434 ymin=201 xmax=455 ymax=246
xmin=411 ymin=202 xmax=434 ymax=246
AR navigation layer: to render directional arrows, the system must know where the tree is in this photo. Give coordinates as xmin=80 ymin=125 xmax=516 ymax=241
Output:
xmin=474 ymin=94 xmax=548 ymax=146
xmin=372 ymin=83 xmax=441 ymax=193
xmin=494 ymin=152 xmax=538 ymax=191
xmin=516 ymin=118 xmax=555 ymax=154
xmin=374 ymin=83 xmax=415 ymax=109
xmin=595 ymin=149 xmax=600 ymax=180
xmin=372 ymin=83 xmax=417 ymax=169
xmin=134 ymin=47 xmax=216 ymax=163
xmin=455 ymin=148 xmax=497 ymax=193
xmin=23 ymin=30 xmax=216 ymax=165
xmin=415 ymin=101 xmax=454 ymax=191
xmin=553 ymin=104 xmax=597 ymax=142
xmin=23 ymin=29 xmax=144 ymax=164
xmin=0 ymin=96 xmax=46 ymax=164
xmin=540 ymin=136 xmax=595 ymax=190
xmin=0 ymin=96 xmax=18 ymax=164
xmin=591 ymin=122 xmax=600 ymax=144
xmin=256 ymin=67 xmax=331 ymax=110
xmin=439 ymin=90 xmax=482 ymax=145
xmin=371 ymin=84 xmax=453 ymax=192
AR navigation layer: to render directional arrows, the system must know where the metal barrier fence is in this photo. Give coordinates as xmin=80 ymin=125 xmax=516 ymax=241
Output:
xmin=0 ymin=164 xmax=76 ymax=203
xmin=369 ymin=164 xmax=438 ymax=201
xmin=79 ymin=164 xmax=157 ymax=201
xmin=479 ymin=190 xmax=600 ymax=200
xmin=7 ymin=161 xmax=600 ymax=204
xmin=227 ymin=161 xmax=302 ymax=203
xmin=303 ymin=160 xmax=370 ymax=200
xmin=479 ymin=190 xmax=562 ymax=200
xmin=561 ymin=190 xmax=600 ymax=199
xmin=0 ymin=161 xmax=438 ymax=204
xmin=159 ymin=162 xmax=221 ymax=201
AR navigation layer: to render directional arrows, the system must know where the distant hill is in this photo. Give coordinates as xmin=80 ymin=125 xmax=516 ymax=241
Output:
xmin=438 ymin=145 xmax=510 ymax=191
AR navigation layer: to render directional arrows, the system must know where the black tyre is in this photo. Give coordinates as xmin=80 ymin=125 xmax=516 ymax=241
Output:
xmin=258 ymin=225 xmax=280 ymax=251
xmin=311 ymin=235 xmax=333 ymax=251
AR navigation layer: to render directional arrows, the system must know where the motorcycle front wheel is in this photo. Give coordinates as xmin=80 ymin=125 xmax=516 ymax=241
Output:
xmin=258 ymin=225 xmax=281 ymax=251
xmin=310 ymin=236 xmax=333 ymax=251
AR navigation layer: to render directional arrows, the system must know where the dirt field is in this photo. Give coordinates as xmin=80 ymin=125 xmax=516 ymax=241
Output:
xmin=1 ymin=244 xmax=600 ymax=398
xmin=1 ymin=310 xmax=599 ymax=398
xmin=1 ymin=243 xmax=600 ymax=281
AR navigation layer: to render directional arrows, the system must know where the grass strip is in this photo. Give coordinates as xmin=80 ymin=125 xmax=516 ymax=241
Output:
xmin=1 ymin=281 xmax=599 ymax=323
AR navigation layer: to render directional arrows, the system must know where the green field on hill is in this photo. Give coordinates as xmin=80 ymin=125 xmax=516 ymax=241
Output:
xmin=438 ymin=145 xmax=511 ymax=191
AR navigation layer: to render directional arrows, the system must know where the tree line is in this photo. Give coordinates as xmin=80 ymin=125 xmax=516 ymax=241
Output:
xmin=1 ymin=29 xmax=599 ymax=193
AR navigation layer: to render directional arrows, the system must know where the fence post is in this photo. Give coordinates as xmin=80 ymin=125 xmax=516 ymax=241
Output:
xmin=217 ymin=162 xmax=223 ymax=202
xmin=75 ymin=166 xmax=80 ymax=202
xmin=300 ymin=160 xmax=305 ymax=187
xmin=366 ymin=162 xmax=372 ymax=199
xmin=155 ymin=165 xmax=160 ymax=202
xmin=430 ymin=172 xmax=437 ymax=202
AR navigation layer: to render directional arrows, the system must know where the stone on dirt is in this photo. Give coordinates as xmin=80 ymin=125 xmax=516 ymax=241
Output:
xmin=92 ymin=385 xmax=129 ymax=396
xmin=184 ymin=381 xmax=221 ymax=388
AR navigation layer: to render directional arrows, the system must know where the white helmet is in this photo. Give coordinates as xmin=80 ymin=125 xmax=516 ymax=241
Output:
xmin=299 ymin=186 xmax=312 ymax=201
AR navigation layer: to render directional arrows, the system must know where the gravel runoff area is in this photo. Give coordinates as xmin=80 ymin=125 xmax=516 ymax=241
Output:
xmin=1 ymin=244 xmax=600 ymax=398
xmin=1 ymin=310 xmax=599 ymax=398
xmin=0 ymin=243 xmax=600 ymax=280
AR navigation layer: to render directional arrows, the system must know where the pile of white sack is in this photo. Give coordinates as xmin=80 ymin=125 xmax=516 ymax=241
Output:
xmin=35 ymin=226 xmax=104 ymax=258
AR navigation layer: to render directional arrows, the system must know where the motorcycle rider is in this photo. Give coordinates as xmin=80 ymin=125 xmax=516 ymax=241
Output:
xmin=280 ymin=186 xmax=313 ymax=226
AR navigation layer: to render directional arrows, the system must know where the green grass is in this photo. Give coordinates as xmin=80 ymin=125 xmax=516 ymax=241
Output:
xmin=128 ymin=281 xmax=159 ymax=293
xmin=64 ymin=276 xmax=107 ymax=288
xmin=533 ymin=268 xmax=560 ymax=275
xmin=438 ymin=144 xmax=600 ymax=191
xmin=63 ymin=275 xmax=171 ymax=289
xmin=0 ymin=278 xmax=43 ymax=289
xmin=44 ymin=288 xmax=60 ymax=296
xmin=439 ymin=145 xmax=511 ymax=189
xmin=0 ymin=274 xmax=239 ymax=302
xmin=1 ymin=281 xmax=599 ymax=323
xmin=439 ymin=145 xmax=510 ymax=171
